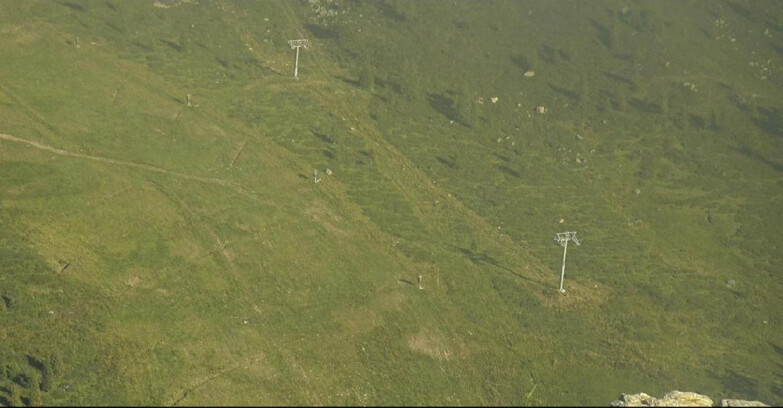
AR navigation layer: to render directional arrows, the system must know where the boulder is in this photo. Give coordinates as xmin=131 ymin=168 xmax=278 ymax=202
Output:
xmin=611 ymin=392 xmax=655 ymax=406
xmin=657 ymin=391 xmax=713 ymax=406
xmin=610 ymin=391 xmax=769 ymax=407
xmin=719 ymin=399 xmax=769 ymax=407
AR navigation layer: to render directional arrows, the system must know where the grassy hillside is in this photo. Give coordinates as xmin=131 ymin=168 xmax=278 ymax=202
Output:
xmin=0 ymin=0 xmax=781 ymax=405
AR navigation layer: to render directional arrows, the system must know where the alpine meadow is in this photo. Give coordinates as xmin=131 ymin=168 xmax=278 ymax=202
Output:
xmin=0 ymin=0 xmax=782 ymax=406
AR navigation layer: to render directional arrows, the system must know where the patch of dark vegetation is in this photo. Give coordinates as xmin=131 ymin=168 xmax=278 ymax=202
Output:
xmin=427 ymin=93 xmax=458 ymax=122
xmin=735 ymin=146 xmax=783 ymax=173
xmin=436 ymin=155 xmax=457 ymax=170
xmin=60 ymin=1 xmax=86 ymax=12
xmin=313 ymin=131 xmax=334 ymax=144
xmin=539 ymin=45 xmax=571 ymax=64
xmin=455 ymin=246 xmax=502 ymax=268
xmin=0 ymin=295 xmax=12 ymax=310
xmin=132 ymin=40 xmax=153 ymax=52
xmin=753 ymin=106 xmax=783 ymax=137
xmin=590 ymin=19 xmax=615 ymax=51
xmin=721 ymin=370 xmax=759 ymax=397
xmin=378 ymin=0 xmax=406 ymax=22
xmin=725 ymin=1 xmax=760 ymax=24
xmin=12 ymin=371 xmax=34 ymax=388
xmin=612 ymin=52 xmax=635 ymax=61
xmin=603 ymin=71 xmax=633 ymax=87
xmin=548 ymin=83 xmax=579 ymax=101
xmin=628 ymin=97 xmax=661 ymax=114
xmin=358 ymin=149 xmax=374 ymax=160
xmin=496 ymin=164 xmax=521 ymax=178
xmin=305 ymin=23 xmax=338 ymax=39
xmin=160 ymin=38 xmax=183 ymax=52
xmin=335 ymin=74 xmax=360 ymax=87
xmin=215 ymin=56 xmax=231 ymax=69
xmin=510 ymin=54 xmax=532 ymax=71
xmin=688 ymin=114 xmax=707 ymax=129
xmin=493 ymin=153 xmax=511 ymax=163
xmin=105 ymin=21 xmax=125 ymax=34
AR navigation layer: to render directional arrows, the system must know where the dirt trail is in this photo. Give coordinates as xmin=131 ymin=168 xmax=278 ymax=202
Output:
xmin=165 ymin=354 xmax=266 ymax=406
xmin=0 ymin=132 xmax=240 ymax=188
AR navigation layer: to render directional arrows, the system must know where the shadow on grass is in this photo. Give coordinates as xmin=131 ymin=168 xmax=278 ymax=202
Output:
xmin=735 ymin=146 xmax=783 ymax=173
xmin=454 ymin=246 xmax=539 ymax=285
xmin=25 ymin=355 xmax=44 ymax=372
xmin=334 ymin=75 xmax=359 ymax=88
xmin=753 ymin=106 xmax=783 ymax=138
xmin=710 ymin=369 xmax=759 ymax=397
xmin=427 ymin=93 xmax=458 ymax=123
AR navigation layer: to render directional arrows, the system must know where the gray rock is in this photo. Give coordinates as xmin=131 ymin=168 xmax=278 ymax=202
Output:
xmin=726 ymin=279 xmax=736 ymax=288
xmin=614 ymin=392 xmax=655 ymax=406
xmin=611 ymin=391 xmax=769 ymax=407
xmin=657 ymin=391 xmax=713 ymax=406
xmin=719 ymin=399 xmax=769 ymax=407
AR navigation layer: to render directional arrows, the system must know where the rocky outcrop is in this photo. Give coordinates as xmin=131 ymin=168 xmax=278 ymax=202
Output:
xmin=610 ymin=391 xmax=769 ymax=407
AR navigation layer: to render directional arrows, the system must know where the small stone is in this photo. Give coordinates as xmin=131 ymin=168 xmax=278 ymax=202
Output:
xmin=523 ymin=70 xmax=535 ymax=77
xmin=535 ymin=106 xmax=547 ymax=114
xmin=726 ymin=279 xmax=736 ymax=287
xmin=325 ymin=168 xmax=333 ymax=175
xmin=634 ymin=188 xmax=641 ymax=195
xmin=490 ymin=96 xmax=499 ymax=103
xmin=558 ymin=218 xmax=565 ymax=224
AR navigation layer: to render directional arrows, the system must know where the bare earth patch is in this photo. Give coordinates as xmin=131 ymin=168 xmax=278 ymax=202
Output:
xmin=127 ymin=276 xmax=142 ymax=287
xmin=407 ymin=328 xmax=451 ymax=361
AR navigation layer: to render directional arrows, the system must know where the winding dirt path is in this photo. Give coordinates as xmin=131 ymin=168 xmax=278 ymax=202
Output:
xmin=0 ymin=132 xmax=234 ymax=186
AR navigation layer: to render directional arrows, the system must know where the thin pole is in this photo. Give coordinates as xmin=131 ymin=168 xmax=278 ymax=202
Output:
xmin=559 ymin=239 xmax=568 ymax=292
xmin=294 ymin=46 xmax=300 ymax=79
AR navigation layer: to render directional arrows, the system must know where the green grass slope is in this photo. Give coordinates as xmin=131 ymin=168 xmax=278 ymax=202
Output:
xmin=0 ymin=0 xmax=781 ymax=405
